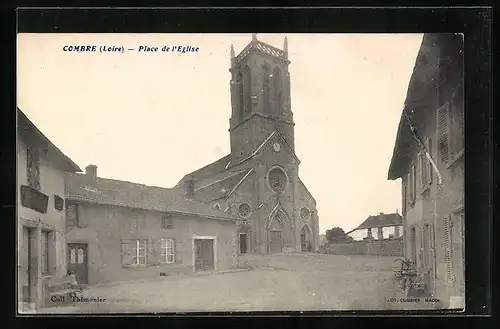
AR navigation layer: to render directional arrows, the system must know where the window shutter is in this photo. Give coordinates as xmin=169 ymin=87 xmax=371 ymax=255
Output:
xmin=418 ymin=152 xmax=424 ymax=189
xmin=419 ymin=225 xmax=425 ymax=268
xmin=175 ymin=240 xmax=183 ymax=264
xmin=426 ymin=138 xmax=433 ymax=184
xmin=460 ymin=212 xmax=465 ymax=265
xmin=66 ymin=204 xmax=77 ymax=229
xmin=76 ymin=204 xmax=87 ymax=228
xmin=121 ymin=240 xmax=135 ymax=266
xmin=437 ymin=103 xmax=451 ymax=164
xmin=443 ymin=215 xmax=453 ymax=283
xmin=429 ymin=222 xmax=436 ymax=279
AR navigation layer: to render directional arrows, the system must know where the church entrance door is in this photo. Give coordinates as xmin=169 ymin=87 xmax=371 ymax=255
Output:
xmin=239 ymin=233 xmax=247 ymax=254
xmin=269 ymin=230 xmax=282 ymax=253
xmin=300 ymin=225 xmax=312 ymax=252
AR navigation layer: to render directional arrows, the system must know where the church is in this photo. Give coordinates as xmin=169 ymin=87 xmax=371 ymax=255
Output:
xmin=175 ymin=35 xmax=320 ymax=254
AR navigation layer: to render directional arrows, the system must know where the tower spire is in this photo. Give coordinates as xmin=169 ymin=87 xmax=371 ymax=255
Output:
xmin=252 ymin=33 xmax=258 ymax=42
xmin=230 ymin=44 xmax=235 ymax=64
xmin=284 ymin=36 xmax=288 ymax=58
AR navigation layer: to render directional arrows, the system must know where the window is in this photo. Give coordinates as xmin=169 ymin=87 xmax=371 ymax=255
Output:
xmin=300 ymin=207 xmax=311 ymax=220
xmin=425 ymin=137 xmax=433 ymax=184
xmin=160 ymin=238 xmax=174 ymax=264
xmin=243 ymin=66 xmax=252 ymax=117
xmin=66 ymin=204 xmax=79 ymax=228
xmin=273 ymin=68 xmax=282 ymax=114
xmin=437 ymin=102 xmax=451 ymax=164
xmin=408 ymin=165 xmax=416 ymax=204
xmin=121 ymin=239 xmax=147 ymax=266
xmin=238 ymin=203 xmax=252 ymax=218
xmin=161 ymin=215 xmax=173 ymax=229
xmin=262 ymin=65 xmax=271 ymax=113
xmin=268 ymin=167 xmax=287 ymax=193
xmin=27 ymin=147 xmax=40 ymax=190
xmin=41 ymin=231 xmax=49 ymax=274
xmin=437 ymin=99 xmax=464 ymax=166
xmin=54 ymin=195 xmax=64 ymax=211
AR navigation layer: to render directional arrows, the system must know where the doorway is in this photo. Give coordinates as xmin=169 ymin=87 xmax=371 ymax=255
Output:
xmin=21 ymin=227 xmax=33 ymax=303
xmin=410 ymin=227 xmax=417 ymax=265
xmin=194 ymin=238 xmax=215 ymax=272
xmin=269 ymin=230 xmax=282 ymax=253
xmin=301 ymin=225 xmax=312 ymax=252
xmin=67 ymin=243 xmax=88 ymax=284
xmin=239 ymin=233 xmax=247 ymax=254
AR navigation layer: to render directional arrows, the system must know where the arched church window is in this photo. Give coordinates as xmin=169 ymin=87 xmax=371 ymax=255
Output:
xmin=237 ymin=72 xmax=244 ymax=120
xmin=268 ymin=167 xmax=288 ymax=193
xmin=262 ymin=65 xmax=271 ymax=114
xmin=243 ymin=66 xmax=252 ymax=118
xmin=238 ymin=203 xmax=252 ymax=218
xmin=273 ymin=68 xmax=283 ymax=114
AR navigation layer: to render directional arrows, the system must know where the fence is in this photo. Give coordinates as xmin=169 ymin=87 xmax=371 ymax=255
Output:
xmin=321 ymin=237 xmax=403 ymax=257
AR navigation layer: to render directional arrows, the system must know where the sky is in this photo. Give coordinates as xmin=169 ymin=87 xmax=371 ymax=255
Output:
xmin=17 ymin=33 xmax=423 ymax=234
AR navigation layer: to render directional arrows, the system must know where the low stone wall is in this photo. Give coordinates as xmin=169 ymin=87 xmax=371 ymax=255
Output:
xmin=321 ymin=238 xmax=403 ymax=257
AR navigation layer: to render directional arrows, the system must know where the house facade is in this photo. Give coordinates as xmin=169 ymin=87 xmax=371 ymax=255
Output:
xmin=17 ymin=108 xmax=82 ymax=311
xmin=175 ymin=35 xmax=320 ymax=255
xmin=388 ymin=34 xmax=464 ymax=309
xmin=64 ymin=166 xmax=239 ymax=285
xmin=346 ymin=212 xmax=403 ymax=241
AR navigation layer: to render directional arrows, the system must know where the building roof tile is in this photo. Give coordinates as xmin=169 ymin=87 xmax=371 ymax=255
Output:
xmin=65 ymin=172 xmax=237 ymax=221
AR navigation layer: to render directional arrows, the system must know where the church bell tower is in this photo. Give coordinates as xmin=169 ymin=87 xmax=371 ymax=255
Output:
xmin=229 ymin=34 xmax=295 ymax=164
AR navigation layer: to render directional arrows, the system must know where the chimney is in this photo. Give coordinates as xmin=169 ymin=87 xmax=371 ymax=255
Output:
xmin=185 ymin=179 xmax=195 ymax=198
xmin=379 ymin=212 xmax=384 ymax=215
xmin=85 ymin=164 xmax=97 ymax=178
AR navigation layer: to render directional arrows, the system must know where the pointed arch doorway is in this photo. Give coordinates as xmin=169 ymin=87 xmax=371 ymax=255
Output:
xmin=301 ymin=224 xmax=313 ymax=252
xmin=237 ymin=222 xmax=252 ymax=254
xmin=267 ymin=209 xmax=287 ymax=253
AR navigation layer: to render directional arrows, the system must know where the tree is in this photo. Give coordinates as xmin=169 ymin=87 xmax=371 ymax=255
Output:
xmin=326 ymin=227 xmax=354 ymax=243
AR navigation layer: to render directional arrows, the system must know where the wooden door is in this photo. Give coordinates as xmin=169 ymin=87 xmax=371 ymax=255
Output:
xmin=194 ymin=239 xmax=214 ymax=272
xmin=239 ymin=233 xmax=247 ymax=254
xmin=21 ymin=227 xmax=31 ymax=303
xmin=67 ymin=243 xmax=88 ymax=284
xmin=269 ymin=230 xmax=282 ymax=253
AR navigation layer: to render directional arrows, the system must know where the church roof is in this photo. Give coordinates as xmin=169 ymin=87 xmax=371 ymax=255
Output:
xmin=175 ymin=130 xmax=303 ymax=204
xmin=191 ymin=168 xmax=253 ymax=203
xmin=65 ymin=172 xmax=237 ymax=221
xmin=233 ymin=36 xmax=289 ymax=67
xmin=175 ymin=154 xmax=231 ymax=188
xmin=350 ymin=213 xmax=402 ymax=232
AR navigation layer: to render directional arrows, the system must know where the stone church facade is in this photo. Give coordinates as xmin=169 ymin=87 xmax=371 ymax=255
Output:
xmin=176 ymin=35 xmax=320 ymax=254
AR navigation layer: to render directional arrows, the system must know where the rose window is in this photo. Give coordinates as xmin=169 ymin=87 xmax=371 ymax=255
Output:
xmin=268 ymin=167 xmax=287 ymax=193
xmin=238 ymin=203 xmax=251 ymax=218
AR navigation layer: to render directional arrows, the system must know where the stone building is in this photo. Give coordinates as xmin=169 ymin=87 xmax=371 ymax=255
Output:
xmin=346 ymin=212 xmax=403 ymax=241
xmin=64 ymin=166 xmax=239 ymax=285
xmin=17 ymin=108 xmax=82 ymax=311
xmin=388 ymin=34 xmax=464 ymax=309
xmin=175 ymin=34 xmax=320 ymax=254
